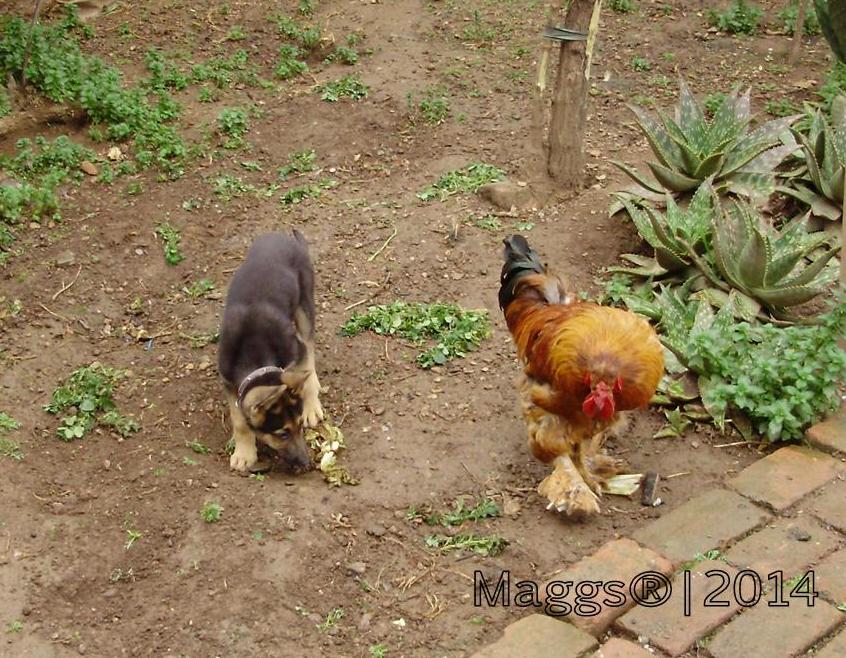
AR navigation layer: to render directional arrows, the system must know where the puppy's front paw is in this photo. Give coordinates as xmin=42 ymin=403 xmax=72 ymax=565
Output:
xmin=229 ymin=442 xmax=258 ymax=473
xmin=302 ymin=394 xmax=324 ymax=429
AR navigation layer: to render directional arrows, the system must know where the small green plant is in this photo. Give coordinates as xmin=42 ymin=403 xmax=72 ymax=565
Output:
xmin=275 ymin=44 xmax=308 ymax=80
xmin=201 ymin=501 xmax=223 ymax=523
xmin=124 ymin=529 xmax=142 ymax=549
xmin=417 ymin=163 xmax=504 ymax=201
xmin=155 ymin=222 xmax=185 ymax=265
xmin=475 ymin=215 xmax=503 ymax=231
xmin=708 ymin=0 xmax=763 ymax=35
xmin=212 ymin=174 xmax=253 ymax=201
xmin=341 ymin=301 xmax=491 ymax=368
xmin=425 ymin=498 xmax=501 ymax=526
xmin=299 ymin=0 xmax=316 ymax=16
xmin=819 ymin=61 xmax=846 ymax=112
xmin=6 ymin=620 xmax=23 ymax=633
xmin=0 ymin=437 xmax=23 ymax=461
xmin=631 ymin=56 xmax=651 ymax=72
xmin=610 ymin=0 xmax=636 ymax=13
xmin=278 ymin=149 xmax=317 ymax=178
xmin=778 ymin=0 xmax=821 ymax=35
xmin=144 ymin=50 xmax=189 ymax=92
xmin=226 ymin=25 xmax=247 ymax=41
xmin=369 ymin=644 xmax=388 ymax=658
xmin=462 ymin=9 xmax=498 ymax=45
xmin=409 ymin=86 xmax=450 ymax=124
xmin=317 ymin=608 xmax=344 ymax=632
xmin=185 ymin=440 xmax=211 ymax=454
xmin=191 ymin=50 xmax=255 ymax=89
xmin=0 ymin=412 xmax=20 ymax=433
xmin=184 ymin=279 xmax=216 ymax=298
xmin=424 ymin=533 xmax=508 ymax=557
xmin=318 ymin=74 xmax=368 ymax=101
xmin=702 ymin=92 xmax=727 ymax=115
xmin=45 ymin=363 xmax=136 ymax=441
xmin=182 ymin=456 xmax=198 ymax=466
xmin=765 ymin=98 xmax=799 ymax=117
xmin=327 ymin=45 xmax=358 ymax=65
xmin=280 ymin=184 xmax=323 ymax=205
xmin=217 ymin=108 xmax=249 ymax=148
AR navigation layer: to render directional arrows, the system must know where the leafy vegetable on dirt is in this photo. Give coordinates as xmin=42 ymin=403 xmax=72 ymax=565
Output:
xmin=424 ymin=498 xmax=501 ymax=527
xmin=304 ymin=420 xmax=357 ymax=487
xmin=201 ymin=502 xmax=224 ymax=523
xmin=417 ymin=163 xmax=505 ymax=201
xmin=341 ymin=301 xmax=491 ymax=368
xmin=0 ymin=412 xmax=23 ymax=461
xmin=44 ymin=363 xmax=138 ymax=440
xmin=708 ymin=0 xmax=762 ymax=35
xmin=424 ymin=533 xmax=508 ymax=557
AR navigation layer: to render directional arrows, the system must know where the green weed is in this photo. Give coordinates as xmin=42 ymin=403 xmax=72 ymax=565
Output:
xmin=417 ymin=163 xmax=504 ymax=201
xmin=317 ymin=608 xmax=344 ymax=632
xmin=708 ymin=0 xmax=762 ymax=35
xmin=426 ymin=498 xmax=501 ymax=526
xmin=631 ymin=56 xmax=651 ymax=71
xmin=610 ymin=0 xmax=636 ymax=12
xmin=326 ymin=45 xmax=358 ymax=65
xmin=278 ymin=149 xmax=317 ymax=178
xmin=155 ymin=222 xmax=185 ymax=265
xmin=341 ymin=301 xmax=491 ymax=368
xmin=369 ymin=644 xmax=388 ymax=658
xmin=409 ymin=86 xmax=450 ymax=124
xmin=45 ymin=363 xmax=136 ymax=441
xmin=778 ymin=0 xmax=820 ymax=35
xmin=184 ymin=279 xmax=215 ymax=298
xmin=217 ymin=107 xmax=249 ymax=148
xmin=765 ymin=98 xmax=798 ymax=117
xmin=6 ymin=620 xmax=23 ymax=633
xmin=191 ymin=49 xmax=255 ymax=89
xmin=424 ymin=533 xmax=508 ymax=557
xmin=275 ymin=44 xmax=308 ymax=80
xmin=201 ymin=501 xmax=223 ymax=523
xmin=185 ymin=440 xmax=211 ymax=454
xmin=318 ymin=74 xmax=368 ymax=101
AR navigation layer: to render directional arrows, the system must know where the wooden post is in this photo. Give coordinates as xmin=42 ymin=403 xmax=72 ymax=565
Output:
xmin=788 ymin=0 xmax=808 ymax=65
xmin=547 ymin=0 xmax=602 ymax=189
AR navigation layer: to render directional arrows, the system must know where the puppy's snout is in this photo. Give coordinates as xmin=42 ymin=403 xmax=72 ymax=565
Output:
xmin=280 ymin=434 xmax=313 ymax=474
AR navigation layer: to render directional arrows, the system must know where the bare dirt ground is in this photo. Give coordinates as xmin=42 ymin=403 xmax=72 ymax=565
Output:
xmin=0 ymin=1 xmax=828 ymax=656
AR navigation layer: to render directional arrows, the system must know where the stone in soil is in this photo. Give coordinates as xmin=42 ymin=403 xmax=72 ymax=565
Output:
xmin=809 ymin=478 xmax=846 ymax=533
xmin=591 ymin=637 xmax=658 ymax=658
xmin=806 ymin=402 xmax=846 ymax=455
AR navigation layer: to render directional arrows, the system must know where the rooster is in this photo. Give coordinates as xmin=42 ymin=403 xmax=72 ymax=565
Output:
xmin=499 ymin=235 xmax=664 ymax=516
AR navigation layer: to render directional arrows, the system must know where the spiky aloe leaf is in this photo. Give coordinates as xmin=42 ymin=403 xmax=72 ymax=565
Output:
xmin=778 ymin=184 xmax=841 ymax=221
xmin=677 ymin=79 xmax=708 ymax=150
xmin=617 ymin=196 xmax=662 ymax=249
xmin=610 ymin=161 xmax=667 ymax=195
xmin=751 ymin=284 xmax=828 ymax=307
xmin=609 ymin=254 xmax=669 ymax=277
xmin=693 ymin=151 xmax=727 ymax=179
xmin=781 ymin=245 xmax=840 ymax=288
xmin=723 ymin=116 xmax=798 ymax=175
xmin=707 ymin=88 xmax=751 ymax=152
xmin=630 ymin=105 xmax=684 ymax=170
xmin=726 ymin=171 xmax=777 ymax=200
xmin=659 ymin=110 xmax=701 ymax=174
xmin=737 ymin=223 xmax=770 ymax=288
xmin=648 ymin=161 xmax=701 ymax=193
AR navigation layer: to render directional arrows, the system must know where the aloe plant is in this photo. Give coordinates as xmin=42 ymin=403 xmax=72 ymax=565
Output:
xmin=816 ymin=0 xmax=846 ymax=63
xmin=782 ymin=106 xmax=845 ymax=221
xmin=616 ymin=184 xmax=714 ymax=273
xmin=612 ymin=80 xmax=798 ymax=207
xmin=711 ymin=198 xmax=840 ymax=310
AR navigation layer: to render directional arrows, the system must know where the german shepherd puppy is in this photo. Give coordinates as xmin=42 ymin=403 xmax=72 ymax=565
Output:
xmin=217 ymin=231 xmax=324 ymax=473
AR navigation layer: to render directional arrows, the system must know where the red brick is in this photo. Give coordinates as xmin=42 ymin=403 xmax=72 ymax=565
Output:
xmin=591 ymin=638 xmax=655 ymax=658
xmin=815 ymin=547 xmax=846 ymax=603
xmin=810 ymin=478 xmax=846 ymax=533
xmin=631 ymin=489 xmax=770 ymax=566
xmin=708 ymin=597 xmax=842 ymax=658
xmin=616 ymin=560 xmax=742 ymax=657
xmin=471 ymin=615 xmax=597 ymax=658
xmin=807 ymin=402 xmax=846 ymax=455
xmin=723 ymin=516 xmax=839 ymax=577
xmin=728 ymin=446 xmax=841 ymax=511
xmin=815 ymin=626 xmax=846 ymax=658
xmin=541 ymin=538 xmax=673 ymax=636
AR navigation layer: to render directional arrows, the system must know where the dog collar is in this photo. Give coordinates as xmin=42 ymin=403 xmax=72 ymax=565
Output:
xmin=236 ymin=366 xmax=286 ymax=410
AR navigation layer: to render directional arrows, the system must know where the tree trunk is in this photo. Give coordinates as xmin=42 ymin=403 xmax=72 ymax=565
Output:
xmin=547 ymin=0 xmax=602 ymax=189
xmin=788 ymin=0 xmax=808 ymax=65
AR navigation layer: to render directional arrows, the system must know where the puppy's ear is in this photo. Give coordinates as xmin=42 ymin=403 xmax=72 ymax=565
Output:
xmin=251 ymin=386 xmax=288 ymax=414
xmin=280 ymin=368 xmax=309 ymax=393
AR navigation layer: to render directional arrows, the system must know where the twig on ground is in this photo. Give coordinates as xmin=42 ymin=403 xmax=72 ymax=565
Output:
xmin=52 ymin=265 xmax=82 ymax=300
xmin=367 ymin=226 xmax=397 ymax=262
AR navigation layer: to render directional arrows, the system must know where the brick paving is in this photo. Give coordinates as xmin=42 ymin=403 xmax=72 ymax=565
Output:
xmin=469 ymin=413 xmax=846 ymax=658
xmin=728 ymin=445 xmax=842 ymax=511
xmin=541 ymin=538 xmax=673 ymax=635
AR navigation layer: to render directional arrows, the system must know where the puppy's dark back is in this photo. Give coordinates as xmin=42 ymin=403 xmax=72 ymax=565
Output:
xmin=218 ymin=231 xmax=315 ymax=387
